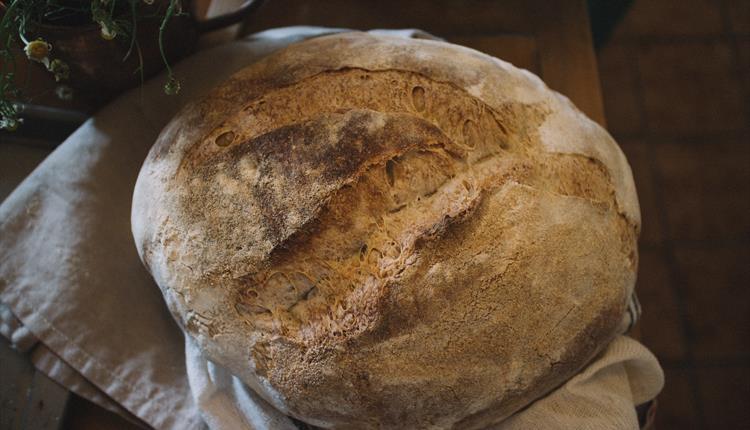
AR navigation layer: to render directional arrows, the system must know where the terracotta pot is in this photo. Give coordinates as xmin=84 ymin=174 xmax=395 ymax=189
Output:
xmin=3 ymin=0 xmax=264 ymax=106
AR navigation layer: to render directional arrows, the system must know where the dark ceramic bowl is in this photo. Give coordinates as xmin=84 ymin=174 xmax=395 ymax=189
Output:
xmin=3 ymin=0 xmax=264 ymax=106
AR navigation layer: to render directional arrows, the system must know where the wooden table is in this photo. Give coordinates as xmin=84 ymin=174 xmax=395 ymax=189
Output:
xmin=0 ymin=1 xmax=608 ymax=428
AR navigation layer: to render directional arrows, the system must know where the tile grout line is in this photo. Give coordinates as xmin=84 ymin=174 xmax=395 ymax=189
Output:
xmin=659 ymin=356 xmax=750 ymax=369
xmin=616 ymin=129 xmax=749 ymax=142
xmin=637 ymin=236 xmax=750 ymax=249
xmin=612 ymin=19 xmax=749 ymax=139
xmin=718 ymin=0 xmax=750 ymax=140
xmin=642 ymin=115 xmax=712 ymax=430
xmin=625 ymin=34 xmax=710 ymax=429
xmin=610 ymin=33 xmax=749 ymax=45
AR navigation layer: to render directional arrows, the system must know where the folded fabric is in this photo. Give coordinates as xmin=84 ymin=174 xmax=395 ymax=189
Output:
xmin=0 ymin=27 xmax=662 ymax=429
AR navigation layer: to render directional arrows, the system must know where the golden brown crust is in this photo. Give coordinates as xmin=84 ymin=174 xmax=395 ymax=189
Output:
xmin=132 ymin=32 xmax=639 ymax=429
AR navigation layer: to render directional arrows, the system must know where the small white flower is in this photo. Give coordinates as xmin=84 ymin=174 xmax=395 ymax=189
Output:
xmin=55 ymin=85 xmax=74 ymax=101
xmin=24 ymin=39 xmax=52 ymax=68
xmin=100 ymin=23 xmax=117 ymax=40
xmin=48 ymin=59 xmax=70 ymax=82
xmin=164 ymin=75 xmax=181 ymax=95
xmin=0 ymin=116 xmax=22 ymax=131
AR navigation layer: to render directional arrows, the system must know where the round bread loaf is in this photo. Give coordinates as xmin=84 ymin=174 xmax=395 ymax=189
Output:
xmin=132 ymin=32 xmax=640 ymax=429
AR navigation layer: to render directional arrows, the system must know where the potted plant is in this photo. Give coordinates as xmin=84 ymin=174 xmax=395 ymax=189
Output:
xmin=0 ymin=0 xmax=264 ymax=131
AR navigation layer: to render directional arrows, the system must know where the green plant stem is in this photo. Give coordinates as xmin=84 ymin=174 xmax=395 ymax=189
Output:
xmin=1 ymin=0 xmax=185 ymax=129
xmin=158 ymin=0 xmax=179 ymax=94
xmin=123 ymin=0 xmax=138 ymax=61
xmin=0 ymin=0 xmax=21 ymax=123
xmin=0 ymin=1 xmax=20 ymax=73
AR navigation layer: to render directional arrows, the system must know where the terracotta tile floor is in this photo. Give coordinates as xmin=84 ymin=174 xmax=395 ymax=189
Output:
xmin=597 ymin=0 xmax=750 ymax=428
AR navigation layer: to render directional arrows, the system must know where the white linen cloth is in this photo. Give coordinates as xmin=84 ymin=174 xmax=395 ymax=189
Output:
xmin=0 ymin=27 xmax=663 ymax=429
